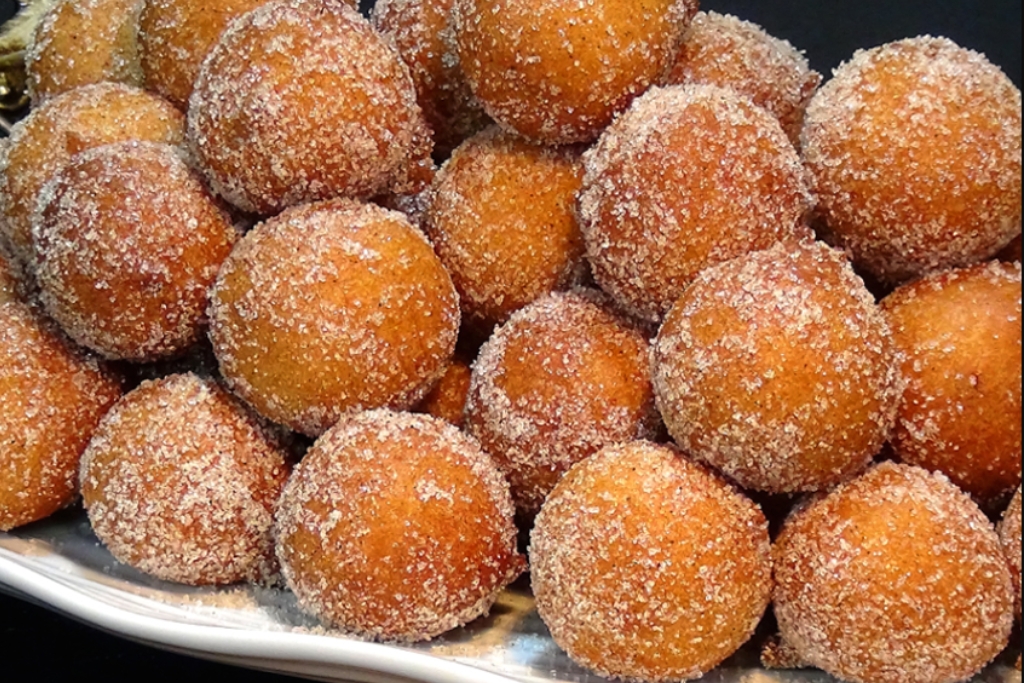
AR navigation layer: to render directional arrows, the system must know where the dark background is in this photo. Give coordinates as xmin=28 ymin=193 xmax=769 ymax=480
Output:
xmin=0 ymin=0 xmax=1020 ymax=681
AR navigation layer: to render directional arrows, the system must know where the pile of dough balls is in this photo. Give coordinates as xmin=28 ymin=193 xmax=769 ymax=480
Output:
xmin=1 ymin=0 xmax=1020 ymax=679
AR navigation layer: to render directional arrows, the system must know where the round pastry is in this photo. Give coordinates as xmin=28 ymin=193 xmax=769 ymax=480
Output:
xmin=187 ymin=0 xmax=427 ymax=215
xmin=665 ymin=11 xmax=821 ymax=145
xmin=33 ymin=141 xmax=238 ymax=362
xmin=579 ymin=84 xmax=812 ymax=322
xmin=452 ymin=0 xmax=698 ymax=144
xmin=803 ymin=37 xmax=1022 ymax=284
xmin=425 ymin=127 xmax=586 ymax=334
xmin=881 ymin=261 xmax=1022 ymax=509
xmin=466 ymin=290 xmax=657 ymax=515
xmin=0 ymin=82 xmax=184 ymax=267
xmin=80 ymin=373 xmax=289 ymax=585
xmin=531 ymin=441 xmax=772 ymax=681
xmin=653 ymin=240 xmax=901 ymax=493
xmin=275 ymin=409 xmax=525 ymax=641
xmin=774 ymin=462 xmax=1014 ymax=683
xmin=25 ymin=0 xmax=143 ymax=103
xmin=372 ymin=0 xmax=489 ymax=157
xmin=1 ymin=301 xmax=122 ymax=531
xmin=209 ymin=199 xmax=459 ymax=436
xmin=1001 ymin=487 xmax=1023 ymax=622
xmin=416 ymin=356 xmax=472 ymax=428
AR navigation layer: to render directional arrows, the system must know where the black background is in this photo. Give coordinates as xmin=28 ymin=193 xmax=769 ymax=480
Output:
xmin=0 ymin=0 xmax=1020 ymax=681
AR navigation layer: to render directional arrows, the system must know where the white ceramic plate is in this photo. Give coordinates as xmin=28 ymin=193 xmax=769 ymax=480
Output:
xmin=0 ymin=509 xmax=1020 ymax=683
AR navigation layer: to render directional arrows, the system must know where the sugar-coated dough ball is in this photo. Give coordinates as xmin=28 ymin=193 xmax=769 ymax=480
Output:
xmin=275 ymin=410 xmax=525 ymax=641
xmin=804 ymin=37 xmax=1022 ymax=284
xmin=531 ymin=441 xmax=772 ymax=682
xmin=209 ymin=199 xmax=459 ymax=436
xmin=425 ymin=127 xmax=586 ymax=334
xmin=665 ymin=11 xmax=821 ymax=145
xmin=653 ymin=241 xmax=901 ymax=493
xmin=187 ymin=0 xmax=428 ymax=215
xmin=774 ymin=463 xmax=1014 ymax=683
xmin=33 ymin=141 xmax=238 ymax=362
xmin=81 ymin=373 xmax=289 ymax=585
xmin=26 ymin=0 xmax=143 ymax=104
xmin=1001 ymin=488 xmax=1023 ymax=622
xmin=0 ymin=83 xmax=184 ymax=267
xmin=580 ymin=85 xmax=812 ymax=323
xmin=416 ymin=357 xmax=472 ymax=428
xmin=452 ymin=0 xmax=698 ymax=144
xmin=1 ymin=301 xmax=122 ymax=531
xmin=882 ymin=261 xmax=1022 ymax=509
xmin=466 ymin=290 xmax=657 ymax=515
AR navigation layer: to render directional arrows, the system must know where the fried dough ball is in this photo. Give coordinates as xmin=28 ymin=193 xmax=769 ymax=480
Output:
xmin=466 ymin=290 xmax=657 ymax=516
xmin=774 ymin=463 xmax=1014 ymax=683
xmin=0 ymin=247 xmax=27 ymax=306
xmin=209 ymin=199 xmax=459 ymax=437
xmin=532 ymin=441 xmax=772 ymax=681
xmin=0 ymin=83 xmax=184 ymax=267
xmin=1001 ymin=488 xmax=1023 ymax=621
xmin=80 ymin=373 xmax=289 ymax=585
xmin=187 ymin=0 xmax=427 ymax=215
xmin=665 ymin=11 xmax=821 ymax=146
xmin=25 ymin=0 xmax=143 ymax=104
xmin=452 ymin=0 xmax=698 ymax=145
xmin=372 ymin=0 xmax=489 ymax=157
xmin=881 ymin=261 xmax=1022 ymax=509
xmin=276 ymin=410 xmax=525 ymax=641
xmin=33 ymin=141 xmax=238 ymax=362
xmin=416 ymin=357 xmax=472 ymax=428
xmin=580 ymin=85 xmax=812 ymax=323
xmin=652 ymin=241 xmax=901 ymax=493
xmin=425 ymin=128 xmax=586 ymax=334
xmin=999 ymin=233 xmax=1022 ymax=264
xmin=1 ymin=302 xmax=122 ymax=531
xmin=804 ymin=37 xmax=1022 ymax=284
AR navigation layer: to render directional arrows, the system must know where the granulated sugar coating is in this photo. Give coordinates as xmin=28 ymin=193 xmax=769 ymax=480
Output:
xmin=1001 ymin=488 xmax=1023 ymax=622
xmin=774 ymin=462 xmax=1015 ymax=683
xmin=452 ymin=0 xmax=698 ymax=145
xmin=0 ymin=247 xmax=27 ymax=305
xmin=881 ymin=261 xmax=1022 ymax=510
xmin=465 ymin=290 xmax=657 ymax=516
xmin=80 ymin=373 xmax=290 ymax=585
xmin=137 ymin=0 xmax=271 ymax=110
xmin=652 ymin=241 xmax=902 ymax=494
xmin=0 ymin=301 xmax=122 ymax=531
xmin=0 ymin=82 xmax=184 ymax=267
xmin=25 ymin=0 xmax=143 ymax=104
xmin=209 ymin=199 xmax=459 ymax=437
xmin=580 ymin=84 xmax=813 ymax=323
xmin=187 ymin=0 xmax=427 ymax=215
xmin=372 ymin=0 xmax=490 ymax=158
xmin=531 ymin=441 xmax=772 ymax=682
xmin=33 ymin=141 xmax=239 ymax=363
xmin=665 ymin=11 xmax=821 ymax=146
xmin=275 ymin=410 xmax=525 ymax=642
xmin=416 ymin=356 xmax=472 ymax=428
xmin=425 ymin=127 xmax=586 ymax=335
xmin=803 ymin=37 xmax=1022 ymax=285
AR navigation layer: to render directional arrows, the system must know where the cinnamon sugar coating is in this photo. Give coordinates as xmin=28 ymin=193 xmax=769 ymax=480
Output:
xmin=33 ymin=141 xmax=239 ymax=362
xmin=275 ymin=410 xmax=525 ymax=641
xmin=425 ymin=127 xmax=586 ymax=335
xmin=80 ymin=373 xmax=289 ymax=585
xmin=882 ymin=261 xmax=1022 ymax=509
xmin=452 ymin=0 xmax=698 ymax=145
xmin=653 ymin=240 xmax=901 ymax=493
xmin=531 ymin=441 xmax=772 ymax=682
xmin=1001 ymin=488 xmax=1023 ymax=622
xmin=1 ymin=301 xmax=122 ymax=531
xmin=26 ymin=0 xmax=143 ymax=104
xmin=209 ymin=199 xmax=459 ymax=437
xmin=465 ymin=290 xmax=657 ymax=516
xmin=804 ymin=37 xmax=1022 ymax=284
xmin=774 ymin=463 xmax=1014 ymax=683
xmin=187 ymin=0 xmax=428 ymax=215
xmin=580 ymin=84 xmax=813 ymax=323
